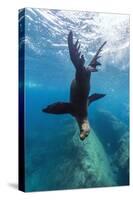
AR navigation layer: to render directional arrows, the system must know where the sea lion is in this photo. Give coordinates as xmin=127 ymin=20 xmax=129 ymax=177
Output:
xmin=42 ymin=31 xmax=106 ymax=140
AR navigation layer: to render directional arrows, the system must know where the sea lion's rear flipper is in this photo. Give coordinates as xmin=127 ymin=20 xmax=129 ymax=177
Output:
xmin=88 ymin=93 xmax=106 ymax=105
xmin=68 ymin=31 xmax=85 ymax=70
xmin=42 ymin=102 xmax=74 ymax=115
xmin=87 ymin=41 xmax=107 ymax=72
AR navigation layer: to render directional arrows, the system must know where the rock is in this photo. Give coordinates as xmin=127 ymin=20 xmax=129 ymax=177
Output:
xmin=50 ymin=122 xmax=116 ymax=190
xmin=113 ymin=133 xmax=129 ymax=185
xmin=91 ymin=109 xmax=129 ymax=185
xmin=26 ymin=109 xmax=130 ymax=191
xmin=92 ymin=109 xmax=128 ymax=154
xmin=71 ymin=126 xmax=116 ymax=188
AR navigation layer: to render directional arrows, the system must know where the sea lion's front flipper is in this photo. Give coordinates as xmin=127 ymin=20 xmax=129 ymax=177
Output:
xmin=42 ymin=102 xmax=74 ymax=115
xmin=88 ymin=93 xmax=106 ymax=105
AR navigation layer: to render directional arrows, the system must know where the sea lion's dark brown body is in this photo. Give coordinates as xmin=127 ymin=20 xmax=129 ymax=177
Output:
xmin=70 ymin=73 xmax=91 ymax=116
xmin=43 ymin=31 xmax=106 ymax=140
xmin=70 ymin=70 xmax=91 ymax=139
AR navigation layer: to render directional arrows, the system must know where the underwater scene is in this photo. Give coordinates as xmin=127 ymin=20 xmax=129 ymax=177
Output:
xmin=19 ymin=8 xmax=129 ymax=192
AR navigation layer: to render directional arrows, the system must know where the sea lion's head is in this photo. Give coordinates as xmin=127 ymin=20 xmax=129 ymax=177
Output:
xmin=77 ymin=118 xmax=91 ymax=140
xmin=80 ymin=123 xmax=90 ymax=140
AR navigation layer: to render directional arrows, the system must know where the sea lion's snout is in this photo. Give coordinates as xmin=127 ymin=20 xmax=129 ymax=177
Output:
xmin=79 ymin=121 xmax=91 ymax=140
xmin=77 ymin=118 xmax=91 ymax=140
xmin=80 ymin=128 xmax=90 ymax=140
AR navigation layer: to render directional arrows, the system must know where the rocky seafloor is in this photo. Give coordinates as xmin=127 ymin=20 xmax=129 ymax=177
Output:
xmin=25 ymin=109 xmax=129 ymax=191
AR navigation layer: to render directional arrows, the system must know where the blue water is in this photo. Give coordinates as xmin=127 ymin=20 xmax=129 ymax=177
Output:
xmin=19 ymin=8 xmax=129 ymax=191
